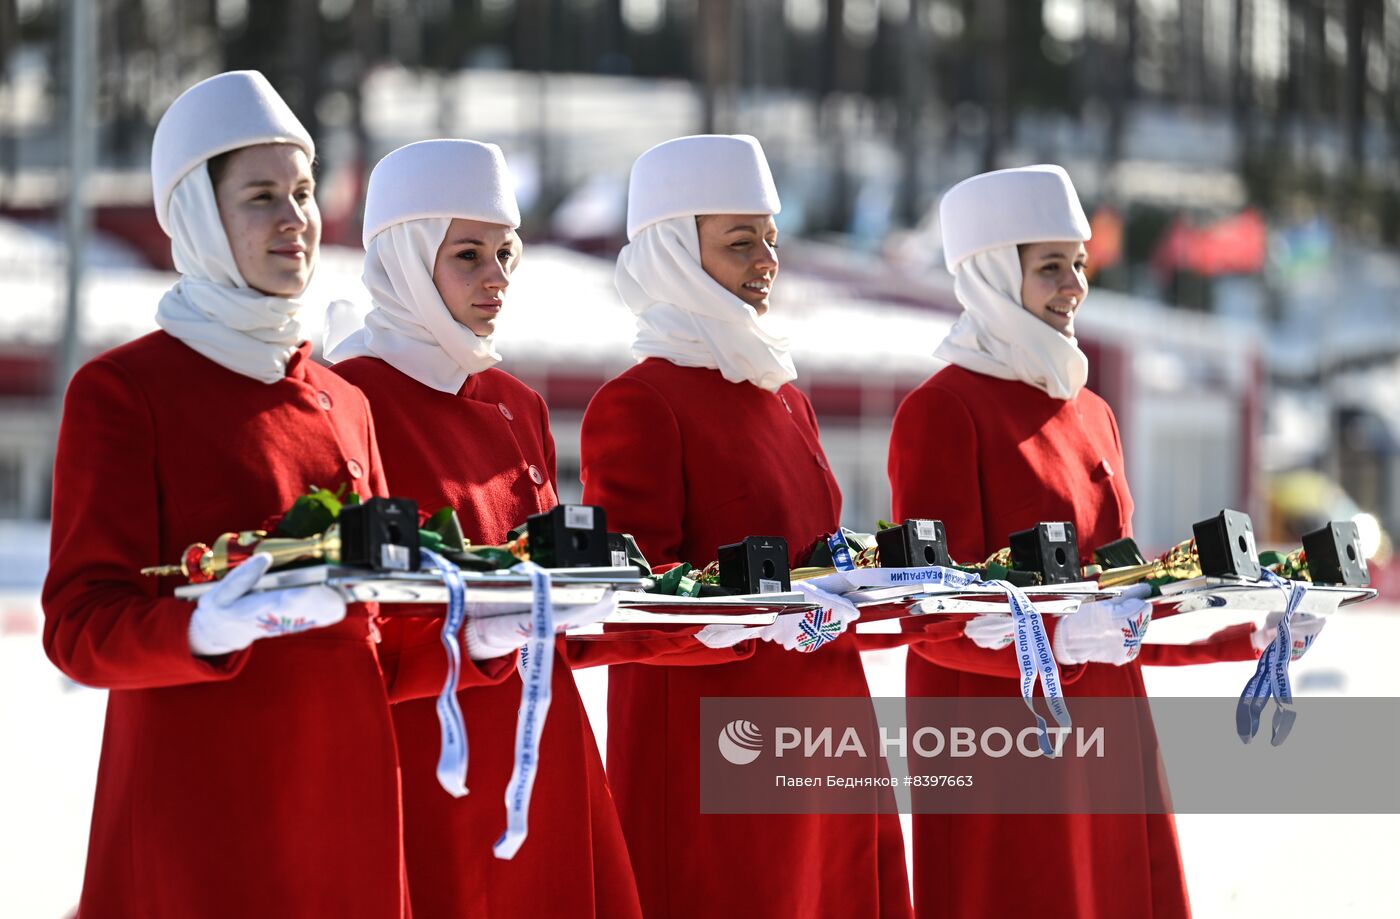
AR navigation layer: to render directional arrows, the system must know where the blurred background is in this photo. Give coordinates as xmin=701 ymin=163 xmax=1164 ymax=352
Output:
xmin=2 ymin=2 xmax=1398 ymax=916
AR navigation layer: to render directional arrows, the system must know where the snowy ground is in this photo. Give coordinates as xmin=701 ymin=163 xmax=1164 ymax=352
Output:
xmin=4 ymin=591 xmax=1396 ymax=918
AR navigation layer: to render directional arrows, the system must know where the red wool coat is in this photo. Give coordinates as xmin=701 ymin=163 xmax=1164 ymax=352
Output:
xmin=42 ymin=333 xmax=407 ymax=919
xmin=334 ymin=357 xmax=643 ymax=919
xmin=890 ymin=364 xmax=1249 ymax=919
xmin=581 ymin=359 xmax=914 ymax=919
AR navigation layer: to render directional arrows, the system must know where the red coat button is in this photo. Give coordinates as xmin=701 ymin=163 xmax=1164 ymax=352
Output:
xmin=1099 ymin=458 xmax=1115 ymax=477
xmin=527 ymin=464 xmax=545 ymax=486
xmin=347 ymin=458 xmax=364 ymax=479
xmin=781 ymin=395 xmax=792 ymax=414
xmin=316 ymin=391 xmax=333 ymax=411
xmin=498 ymin=403 xmax=514 ymax=421
xmin=814 ymin=453 xmax=828 ymax=471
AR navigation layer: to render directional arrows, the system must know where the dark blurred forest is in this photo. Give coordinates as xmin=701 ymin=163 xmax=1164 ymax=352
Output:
xmin=4 ymin=0 xmax=1400 ymax=242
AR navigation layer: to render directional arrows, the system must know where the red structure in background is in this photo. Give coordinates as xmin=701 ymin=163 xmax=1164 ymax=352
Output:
xmin=1151 ymin=208 xmax=1268 ymax=282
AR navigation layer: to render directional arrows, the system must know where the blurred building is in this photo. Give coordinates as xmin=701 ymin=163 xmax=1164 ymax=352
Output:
xmin=0 ymin=0 xmax=1395 ymax=554
xmin=0 ymin=222 xmax=1260 ymax=553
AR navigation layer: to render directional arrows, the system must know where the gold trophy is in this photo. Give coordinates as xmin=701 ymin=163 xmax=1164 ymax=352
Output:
xmin=141 ymin=527 xmax=343 ymax=583
xmin=1096 ymin=538 xmax=1201 ymax=588
xmin=1260 ymin=521 xmax=1369 ymax=586
xmin=1096 ymin=509 xmax=1264 ymax=588
xmin=1266 ymin=546 xmax=1308 ymax=581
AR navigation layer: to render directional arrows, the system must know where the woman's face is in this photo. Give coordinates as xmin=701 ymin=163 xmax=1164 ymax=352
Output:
xmin=431 ymin=218 xmax=521 ymax=337
xmin=212 ymin=143 xmax=320 ymax=297
xmin=1017 ymin=240 xmax=1088 ymax=337
xmin=696 ymin=213 xmax=779 ymax=315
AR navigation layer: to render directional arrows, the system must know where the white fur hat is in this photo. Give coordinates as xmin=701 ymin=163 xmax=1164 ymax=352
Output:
xmin=362 ymin=139 xmax=521 ymax=247
xmin=625 ymin=134 xmax=780 ymax=241
xmin=150 ymin=71 xmax=314 ymax=236
xmin=939 ymin=164 xmax=1091 ymax=272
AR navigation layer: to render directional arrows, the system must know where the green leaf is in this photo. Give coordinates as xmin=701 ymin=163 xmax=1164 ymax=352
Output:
xmin=804 ymin=537 xmax=833 ymax=569
xmin=470 ymin=547 xmax=521 ymax=570
xmin=275 ymin=485 xmax=346 ymax=538
xmin=649 ymin=563 xmax=695 ymax=596
xmin=423 ymin=507 xmax=470 ymax=554
xmin=612 ymin=532 xmax=652 ymax=575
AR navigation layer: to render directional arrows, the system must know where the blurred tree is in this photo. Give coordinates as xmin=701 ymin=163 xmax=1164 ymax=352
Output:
xmin=0 ymin=0 xmax=17 ymax=196
xmin=3 ymin=0 xmax=1400 ymax=249
xmin=223 ymin=0 xmax=324 ymax=140
xmin=696 ymin=0 xmax=736 ymax=134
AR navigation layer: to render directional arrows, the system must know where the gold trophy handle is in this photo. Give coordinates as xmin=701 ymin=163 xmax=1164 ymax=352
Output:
xmin=140 ymin=526 xmax=342 ymax=583
xmin=1097 ymin=538 xmax=1200 ymax=588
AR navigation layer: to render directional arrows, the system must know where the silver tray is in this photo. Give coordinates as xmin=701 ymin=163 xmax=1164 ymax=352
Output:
xmin=174 ymin=564 xmax=648 ymax=616
xmin=1154 ymin=576 xmax=1376 ymax=616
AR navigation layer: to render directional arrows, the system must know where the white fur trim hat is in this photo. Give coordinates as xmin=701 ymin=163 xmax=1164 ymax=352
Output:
xmin=939 ymin=164 xmax=1091 ymax=272
xmin=362 ymin=139 xmax=521 ymax=247
xmin=150 ymin=70 xmax=314 ymax=236
xmin=625 ymin=134 xmax=780 ymax=241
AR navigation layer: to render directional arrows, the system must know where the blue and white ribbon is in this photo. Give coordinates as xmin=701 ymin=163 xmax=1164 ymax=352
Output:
xmin=800 ymin=563 xmax=1070 ymax=754
xmin=421 ymin=548 xmax=470 ymax=798
xmin=827 ymin=528 xmax=857 ymax=571
xmin=494 ymin=561 xmax=556 ymax=860
xmin=996 ymin=579 xmax=1072 ymax=757
xmin=805 ymin=563 xmax=984 ymax=593
xmin=1236 ymin=570 xmax=1308 ymax=746
xmin=885 ymin=566 xmax=1071 ymax=756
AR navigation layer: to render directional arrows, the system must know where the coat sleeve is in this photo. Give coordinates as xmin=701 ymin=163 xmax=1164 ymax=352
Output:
xmin=42 ymin=358 xmax=251 ymax=689
xmin=580 ymin=375 xmax=686 ymax=567
xmin=376 ymin=615 xmax=518 ymax=703
xmin=1137 ymin=622 xmax=1260 ymax=666
xmin=853 ymin=618 xmax=967 ymax=652
xmin=562 ymin=630 xmax=756 ymax=669
xmin=888 ymin=383 xmax=1086 ymax=683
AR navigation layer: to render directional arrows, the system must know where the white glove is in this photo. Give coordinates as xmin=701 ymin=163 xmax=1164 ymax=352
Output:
xmin=1251 ymin=611 xmax=1325 ymax=661
xmin=963 ymin=614 xmax=1015 ymax=650
xmin=188 ymin=553 xmax=347 ymax=656
xmin=464 ymin=595 xmax=617 ymax=661
xmin=1052 ymin=595 xmax=1153 ymax=666
xmin=465 ymin=611 xmax=532 ymax=661
xmin=552 ymin=594 xmax=617 ymax=633
xmin=694 ymin=621 xmax=757 ymax=649
xmin=695 ymin=583 xmax=858 ymax=653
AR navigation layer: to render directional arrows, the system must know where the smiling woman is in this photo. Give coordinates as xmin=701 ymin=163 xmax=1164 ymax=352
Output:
xmin=41 ymin=70 xmax=410 ymax=919
xmin=580 ymin=134 xmax=913 ymax=919
xmin=1017 ymin=239 xmax=1088 ymax=336
xmin=209 ymin=143 xmax=321 ymax=297
xmin=695 ymin=212 xmax=778 ymax=314
xmin=889 ymin=165 xmax=1261 ymax=919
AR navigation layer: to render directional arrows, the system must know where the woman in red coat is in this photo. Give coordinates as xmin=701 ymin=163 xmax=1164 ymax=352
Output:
xmin=889 ymin=165 xmax=1261 ymax=919
xmin=580 ymin=135 xmax=913 ymax=919
xmin=42 ymin=72 xmax=409 ymax=918
xmin=328 ymin=139 xmax=643 ymax=919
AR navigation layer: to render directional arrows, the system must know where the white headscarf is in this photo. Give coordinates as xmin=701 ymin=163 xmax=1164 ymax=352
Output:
xmin=153 ymin=163 xmax=304 ymax=383
xmin=325 ymin=218 xmax=501 ymax=393
xmin=933 ymin=245 xmax=1089 ymax=400
xmin=616 ymin=215 xmax=796 ymax=392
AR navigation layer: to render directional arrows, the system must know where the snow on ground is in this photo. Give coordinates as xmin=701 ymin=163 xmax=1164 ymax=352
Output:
xmin=4 ymin=593 xmax=1396 ymax=918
